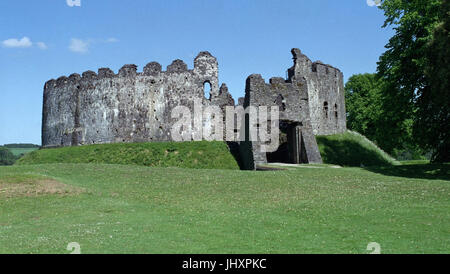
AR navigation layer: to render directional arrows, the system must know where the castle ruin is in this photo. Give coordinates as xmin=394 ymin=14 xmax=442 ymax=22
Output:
xmin=42 ymin=49 xmax=346 ymax=170
xmin=238 ymin=49 xmax=346 ymax=169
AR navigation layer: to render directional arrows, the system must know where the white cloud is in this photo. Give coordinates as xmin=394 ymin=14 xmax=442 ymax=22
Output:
xmin=66 ymin=0 xmax=81 ymax=7
xmin=36 ymin=42 xmax=48 ymax=50
xmin=2 ymin=37 xmax=33 ymax=48
xmin=69 ymin=38 xmax=89 ymax=54
xmin=1 ymin=37 xmax=48 ymax=50
xmin=106 ymin=38 xmax=119 ymax=43
xmin=367 ymin=0 xmax=382 ymax=7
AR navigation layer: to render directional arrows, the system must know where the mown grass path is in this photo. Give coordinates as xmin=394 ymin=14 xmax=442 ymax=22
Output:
xmin=0 ymin=163 xmax=448 ymax=253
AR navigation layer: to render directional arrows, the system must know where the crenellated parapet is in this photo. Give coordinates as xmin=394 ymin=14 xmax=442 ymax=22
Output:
xmin=44 ymin=51 xmax=221 ymax=95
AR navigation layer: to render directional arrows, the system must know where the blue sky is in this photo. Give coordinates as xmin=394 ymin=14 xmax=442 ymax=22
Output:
xmin=0 ymin=0 xmax=391 ymax=145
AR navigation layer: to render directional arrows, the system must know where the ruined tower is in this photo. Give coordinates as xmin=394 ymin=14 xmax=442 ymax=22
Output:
xmin=42 ymin=52 xmax=234 ymax=148
xmin=288 ymin=48 xmax=347 ymax=135
xmin=239 ymin=49 xmax=346 ymax=169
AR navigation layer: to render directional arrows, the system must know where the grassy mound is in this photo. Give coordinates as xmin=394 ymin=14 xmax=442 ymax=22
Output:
xmin=16 ymin=141 xmax=239 ymax=170
xmin=316 ymin=131 xmax=399 ymax=167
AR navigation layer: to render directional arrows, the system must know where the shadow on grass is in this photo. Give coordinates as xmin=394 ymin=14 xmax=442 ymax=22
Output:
xmin=365 ymin=164 xmax=450 ymax=181
xmin=317 ymin=138 xmax=394 ymax=167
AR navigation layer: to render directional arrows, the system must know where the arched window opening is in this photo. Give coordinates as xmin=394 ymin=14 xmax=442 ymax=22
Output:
xmin=275 ymin=94 xmax=286 ymax=111
xmin=204 ymin=81 xmax=212 ymax=100
xmin=323 ymin=102 xmax=329 ymax=119
xmin=334 ymin=104 xmax=338 ymax=120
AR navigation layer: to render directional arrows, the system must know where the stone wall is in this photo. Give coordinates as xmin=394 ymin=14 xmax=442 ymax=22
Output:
xmin=42 ymin=52 xmax=234 ymax=148
xmin=288 ymin=49 xmax=347 ymax=135
xmin=239 ymin=48 xmax=346 ymax=169
xmin=239 ymin=74 xmax=323 ymax=169
xmin=41 ymin=48 xmax=346 ymax=170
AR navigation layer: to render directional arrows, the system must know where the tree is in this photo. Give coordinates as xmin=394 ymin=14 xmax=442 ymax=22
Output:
xmin=377 ymin=0 xmax=448 ymax=162
xmin=345 ymin=73 xmax=383 ymax=145
xmin=0 ymin=147 xmax=17 ymax=166
xmin=4 ymin=143 xmax=40 ymax=148
xmin=345 ymin=73 xmax=422 ymax=159
xmin=415 ymin=0 xmax=450 ymax=162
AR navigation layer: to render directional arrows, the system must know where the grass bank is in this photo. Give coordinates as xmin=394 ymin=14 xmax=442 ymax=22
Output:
xmin=316 ymin=131 xmax=399 ymax=167
xmin=16 ymin=141 xmax=239 ymax=170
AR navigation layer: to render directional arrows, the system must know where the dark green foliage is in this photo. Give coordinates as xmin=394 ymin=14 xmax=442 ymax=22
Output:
xmin=345 ymin=73 xmax=383 ymax=144
xmin=316 ymin=131 xmax=398 ymax=167
xmin=415 ymin=0 xmax=450 ymax=162
xmin=392 ymin=146 xmax=430 ymax=161
xmin=3 ymin=144 xmax=40 ymax=148
xmin=377 ymin=0 xmax=448 ymax=162
xmin=16 ymin=141 xmax=240 ymax=170
xmin=345 ymin=74 xmax=426 ymax=160
xmin=0 ymin=147 xmax=17 ymax=166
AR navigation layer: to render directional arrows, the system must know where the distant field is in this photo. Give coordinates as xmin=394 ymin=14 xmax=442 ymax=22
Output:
xmin=0 ymin=162 xmax=448 ymax=254
xmin=7 ymin=147 xmax=39 ymax=157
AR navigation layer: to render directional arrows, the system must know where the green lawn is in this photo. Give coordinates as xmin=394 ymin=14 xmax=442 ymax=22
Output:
xmin=0 ymin=162 xmax=448 ymax=254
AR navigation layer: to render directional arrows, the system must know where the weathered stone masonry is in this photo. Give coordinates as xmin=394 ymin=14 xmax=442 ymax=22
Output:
xmin=42 ymin=49 xmax=346 ymax=170
xmin=288 ymin=48 xmax=347 ymax=135
xmin=239 ymin=49 xmax=346 ymax=169
xmin=42 ymin=52 xmax=234 ymax=147
xmin=239 ymin=74 xmax=323 ymax=169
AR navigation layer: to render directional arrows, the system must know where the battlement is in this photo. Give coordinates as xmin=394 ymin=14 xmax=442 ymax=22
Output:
xmin=44 ymin=51 xmax=219 ymax=91
xmin=82 ymin=70 xmax=98 ymax=80
xmin=167 ymin=60 xmax=188 ymax=73
xmin=143 ymin=62 xmax=162 ymax=76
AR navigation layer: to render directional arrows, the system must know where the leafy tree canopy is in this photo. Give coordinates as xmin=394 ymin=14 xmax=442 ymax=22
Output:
xmin=377 ymin=0 xmax=448 ymax=162
xmin=0 ymin=146 xmax=17 ymax=166
xmin=345 ymin=73 xmax=383 ymax=143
